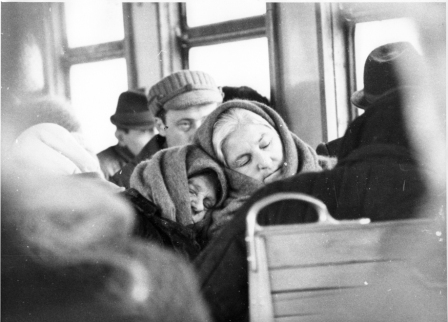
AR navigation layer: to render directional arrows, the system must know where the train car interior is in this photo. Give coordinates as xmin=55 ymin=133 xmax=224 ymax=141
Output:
xmin=2 ymin=2 xmax=446 ymax=322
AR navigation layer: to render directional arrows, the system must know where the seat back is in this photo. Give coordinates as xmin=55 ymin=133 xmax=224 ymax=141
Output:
xmin=246 ymin=192 xmax=446 ymax=322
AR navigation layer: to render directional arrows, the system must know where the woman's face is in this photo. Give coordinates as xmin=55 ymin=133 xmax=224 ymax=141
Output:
xmin=223 ymin=123 xmax=284 ymax=183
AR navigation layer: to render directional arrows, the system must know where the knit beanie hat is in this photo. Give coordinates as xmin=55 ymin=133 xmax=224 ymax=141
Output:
xmin=110 ymin=91 xmax=154 ymax=130
xmin=147 ymin=70 xmax=223 ymax=117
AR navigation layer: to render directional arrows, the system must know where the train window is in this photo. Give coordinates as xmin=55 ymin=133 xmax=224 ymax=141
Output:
xmin=189 ymin=38 xmax=270 ymax=99
xmin=354 ymin=17 xmax=422 ymax=93
xmin=186 ymin=2 xmax=266 ymax=27
xmin=64 ymin=2 xmax=124 ymax=48
xmin=58 ymin=2 xmax=131 ymax=152
xmin=181 ymin=4 xmax=269 ymax=100
xmin=70 ymin=59 xmax=128 ymax=153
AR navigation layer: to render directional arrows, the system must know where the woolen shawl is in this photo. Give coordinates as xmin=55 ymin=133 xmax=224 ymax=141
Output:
xmin=193 ymin=99 xmax=322 ymax=237
xmin=130 ymin=145 xmax=228 ymax=226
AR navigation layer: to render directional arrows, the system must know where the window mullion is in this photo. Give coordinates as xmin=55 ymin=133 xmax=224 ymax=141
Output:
xmin=64 ymin=41 xmax=125 ymax=65
xmin=265 ymin=3 xmax=281 ymax=112
xmin=183 ymin=15 xmax=266 ymax=48
xmin=123 ymin=3 xmax=138 ymax=90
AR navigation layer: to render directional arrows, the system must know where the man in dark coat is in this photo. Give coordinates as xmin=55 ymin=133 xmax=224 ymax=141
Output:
xmin=194 ymin=47 xmax=431 ymax=320
xmin=316 ymin=41 xmax=423 ymax=158
xmin=110 ymin=70 xmax=223 ymax=188
xmin=97 ymin=91 xmax=156 ymax=180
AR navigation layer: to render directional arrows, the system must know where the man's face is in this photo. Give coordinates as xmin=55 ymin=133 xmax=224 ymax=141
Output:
xmin=157 ymin=103 xmax=218 ymax=147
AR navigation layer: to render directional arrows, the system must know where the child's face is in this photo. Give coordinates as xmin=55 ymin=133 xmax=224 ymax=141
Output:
xmin=188 ymin=174 xmax=218 ymax=223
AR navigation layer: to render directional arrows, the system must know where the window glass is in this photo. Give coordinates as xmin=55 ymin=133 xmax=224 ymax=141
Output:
xmin=64 ymin=2 xmax=124 ymax=48
xmin=354 ymin=18 xmax=422 ymax=91
xmin=186 ymin=2 xmax=266 ymax=27
xmin=70 ymin=58 xmax=128 ymax=153
xmin=189 ymin=38 xmax=270 ymax=101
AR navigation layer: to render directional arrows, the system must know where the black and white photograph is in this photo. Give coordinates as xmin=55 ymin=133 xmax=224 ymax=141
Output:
xmin=2 ymin=2 xmax=446 ymax=322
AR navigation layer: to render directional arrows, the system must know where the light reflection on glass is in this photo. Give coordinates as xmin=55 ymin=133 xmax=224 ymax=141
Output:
xmin=189 ymin=38 xmax=270 ymax=100
xmin=70 ymin=58 xmax=128 ymax=153
xmin=64 ymin=2 xmax=124 ymax=48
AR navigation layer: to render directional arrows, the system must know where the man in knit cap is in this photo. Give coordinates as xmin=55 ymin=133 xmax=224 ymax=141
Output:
xmin=97 ymin=90 xmax=156 ymax=180
xmin=111 ymin=70 xmax=223 ymax=188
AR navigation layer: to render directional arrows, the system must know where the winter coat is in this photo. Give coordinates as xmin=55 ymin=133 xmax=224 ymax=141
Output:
xmin=97 ymin=144 xmax=134 ymax=180
xmin=192 ymin=99 xmax=323 ymax=239
xmin=110 ymin=134 xmax=167 ymax=188
xmin=122 ymin=188 xmax=203 ymax=260
xmin=194 ymin=96 xmax=431 ymax=322
xmin=316 ymin=137 xmax=342 ymax=157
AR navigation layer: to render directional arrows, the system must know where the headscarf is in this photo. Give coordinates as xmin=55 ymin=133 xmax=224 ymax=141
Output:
xmin=130 ymin=145 xmax=228 ymax=227
xmin=193 ymin=99 xmax=322 ymax=237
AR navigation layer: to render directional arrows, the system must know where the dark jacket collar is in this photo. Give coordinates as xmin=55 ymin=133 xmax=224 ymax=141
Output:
xmin=134 ymin=134 xmax=167 ymax=164
xmin=113 ymin=144 xmax=135 ymax=162
xmin=337 ymin=98 xmax=411 ymax=160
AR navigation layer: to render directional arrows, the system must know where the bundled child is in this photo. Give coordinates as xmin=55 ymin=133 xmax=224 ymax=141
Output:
xmin=128 ymin=145 xmax=227 ymax=258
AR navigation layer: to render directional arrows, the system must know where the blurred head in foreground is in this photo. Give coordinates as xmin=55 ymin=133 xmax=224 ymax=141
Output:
xmin=1 ymin=166 xmax=211 ymax=322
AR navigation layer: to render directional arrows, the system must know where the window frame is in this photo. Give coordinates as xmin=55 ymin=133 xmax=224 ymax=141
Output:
xmin=178 ymin=3 xmax=278 ymax=105
xmin=320 ymin=2 xmax=427 ymax=140
xmin=51 ymin=2 xmax=137 ymax=99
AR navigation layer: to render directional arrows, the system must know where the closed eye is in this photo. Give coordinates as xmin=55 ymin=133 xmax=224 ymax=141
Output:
xmin=261 ymin=141 xmax=271 ymax=149
xmin=204 ymin=198 xmax=216 ymax=209
xmin=234 ymin=155 xmax=250 ymax=168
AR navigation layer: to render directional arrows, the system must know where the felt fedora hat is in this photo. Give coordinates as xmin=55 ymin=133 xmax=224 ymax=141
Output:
xmin=110 ymin=91 xmax=154 ymax=130
xmin=351 ymin=42 xmax=423 ymax=109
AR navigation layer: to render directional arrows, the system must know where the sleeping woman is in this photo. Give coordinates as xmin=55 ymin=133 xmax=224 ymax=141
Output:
xmin=192 ymin=99 xmax=330 ymax=239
